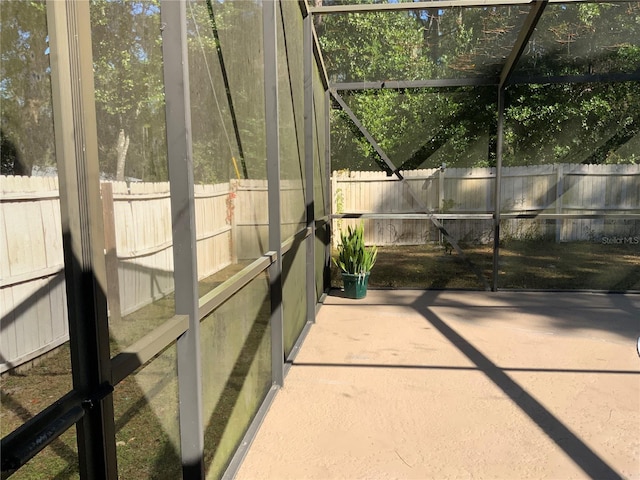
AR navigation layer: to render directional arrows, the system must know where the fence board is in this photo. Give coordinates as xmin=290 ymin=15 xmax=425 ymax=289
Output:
xmin=195 ymin=182 xmax=233 ymax=277
xmin=1 ymin=288 xmax=17 ymax=365
xmin=48 ymin=272 xmax=68 ymax=340
xmin=0 ymin=199 xmax=10 ymax=284
xmin=110 ymin=181 xmax=173 ymax=316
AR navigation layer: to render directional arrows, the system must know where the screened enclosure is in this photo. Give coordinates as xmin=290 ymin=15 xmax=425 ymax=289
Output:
xmin=1 ymin=0 xmax=638 ymax=479
xmin=2 ymin=0 xmax=329 ymax=478
xmin=321 ymin=0 xmax=640 ymax=292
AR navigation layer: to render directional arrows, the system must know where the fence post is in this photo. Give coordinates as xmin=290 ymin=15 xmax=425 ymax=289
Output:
xmin=101 ymin=182 xmax=121 ymax=322
xmin=438 ymin=165 xmax=445 ymax=244
xmin=229 ymin=179 xmax=238 ymax=264
xmin=555 ymin=163 xmax=564 ymax=243
xmin=438 ymin=165 xmax=445 ymax=213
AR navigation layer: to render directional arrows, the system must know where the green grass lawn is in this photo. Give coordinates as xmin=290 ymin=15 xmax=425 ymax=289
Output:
xmin=333 ymin=241 xmax=640 ymax=291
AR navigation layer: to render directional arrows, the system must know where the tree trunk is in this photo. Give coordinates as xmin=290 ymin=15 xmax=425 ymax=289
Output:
xmin=314 ymin=0 xmax=323 ymax=30
xmin=115 ymin=128 xmax=130 ymax=181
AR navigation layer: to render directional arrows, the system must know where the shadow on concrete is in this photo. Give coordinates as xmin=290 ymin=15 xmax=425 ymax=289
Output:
xmin=412 ymin=291 xmax=623 ymax=479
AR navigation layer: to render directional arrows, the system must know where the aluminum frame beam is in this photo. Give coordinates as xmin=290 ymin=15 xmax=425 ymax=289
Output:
xmin=203 ymin=0 xmax=248 ymax=179
xmin=298 ymin=0 xmax=331 ymax=91
xmin=304 ymin=13 xmax=317 ymax=324
xmin=332 ymin=72 xmax=640 ymax=91
xmin=312 ymin=28 xmax=331 ymax=91
xmin=312 ymin=0 xmax=532 ymax=13
xmin=110 ymin=315 xmax=189 ymax=386
xmin=330 ymin=211 xmax=640 ymax=221
xmin=160 ymin=1 xmax=205 ymax=477
xmin=508 ymin=72 xmax=640 ymax=86
xmin=263 ymin=0 xmax=285 ymax=388
xmin=333 ymin=78 xmax=498 ymax=91
xmin=310 ymin=0 xmax=634 ymax=14
xmin=317 ymin=0 xmax=639 ymax=91
xmin=1 ymin=391 xmax=85 ymax=477
xmin=324 ymin=88 xmax=333 ymax=293
xmin=493 ymin=88 xmax=506 ymax=291
xmin=330 ymin=90 xmax=401 ymax=177
xmin=46 ymin=1 xmax=118 ymax=478
xmin=334 ymin=213 xmax=494 ymax=220
xmin=330 ymin=89 xmax=491 ymax=291
xmin=500 ymin=0 xmax=547 ymax=88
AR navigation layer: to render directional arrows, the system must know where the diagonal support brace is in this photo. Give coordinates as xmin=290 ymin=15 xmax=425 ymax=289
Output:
xmin=330 ymin=89 xmax=491 ymax=290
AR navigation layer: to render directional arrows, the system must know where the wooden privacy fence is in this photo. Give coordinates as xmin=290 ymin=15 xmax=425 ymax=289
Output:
xmin=233 ymin=179 xmax=306 ymax=258
xmin=1 ymin=176 xmax=67 ymax=374
xmin=102 ymin=181 xmax=234 ymax=317
xmin=1 ymin=177 xmax=236 ymax=373
xmin=332 ymin=164 xmax=640 ymax=246
xmin=2 ymin=165 xmax=637 ymax=371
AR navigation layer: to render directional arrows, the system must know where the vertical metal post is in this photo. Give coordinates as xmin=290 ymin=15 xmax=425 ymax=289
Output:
xmin=264 ymin=0 xmax=284 ymax=386
xmin=324 ymin=88 xmax=332 ymax=291
xmin=160 ymin=1 xmax=204 ymax=478
xmin=492 ymin=87 xmax=505 ymax=292
xmin=304 ymin=12 xmax=316 ymax=320
xmin=439 ymin=166 xmax=445 ymax=243
xmin=47 ymin=1 xmax=118 ymax=478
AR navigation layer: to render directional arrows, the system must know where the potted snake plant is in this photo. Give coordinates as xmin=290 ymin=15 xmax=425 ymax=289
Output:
xmin=334 ymin=223 xmax=377 ymax=299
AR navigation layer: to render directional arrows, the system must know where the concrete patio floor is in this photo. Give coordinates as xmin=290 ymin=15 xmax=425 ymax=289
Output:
xmin=236 ymin=290 xmax=640 ymax=480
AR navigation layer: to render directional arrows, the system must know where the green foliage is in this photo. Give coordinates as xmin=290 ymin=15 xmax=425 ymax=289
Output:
xmin=441 ymin=199 xmax=457 ymax=213
xmin=321 ymin=1 xmax=640 ymax=171
xmin=504 ymin=81 xmax=640 ymax=166
xmin=334 ymin=223 xmax=378 ymax=275
xmin=331 ymin=87 xmax=497 ymax=171
xmin=0 ymin=1 xmax=55 ymax=175
xmin=187 ymin=0 xmax=267 ymax=182
xmin=90 ymin=0 xmax=167 ymax=180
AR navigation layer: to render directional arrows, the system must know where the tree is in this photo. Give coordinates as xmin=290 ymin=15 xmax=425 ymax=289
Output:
xmin=329 ymin=87 xmax=494 ymax=172
xmin=505 ymin=81 xmax=640 ymax=166
xmin=91 ymin=0 xmax=167 ymax=181
xmin=503 ymin=3 xmax=640 ymax=166
xmin=319 ymin=2 xmax=509 ymax=170
xmin=0 ymin=1 xmax=55 ymax=176
xmin=319 ymin=1 xmax=640 ymax=171
xmin=186 ymin=0 xmax=267 ymax=183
